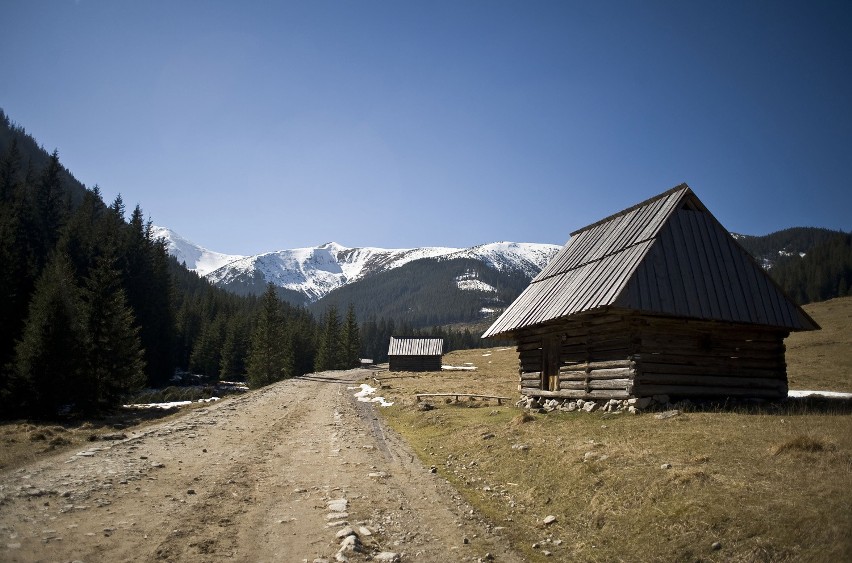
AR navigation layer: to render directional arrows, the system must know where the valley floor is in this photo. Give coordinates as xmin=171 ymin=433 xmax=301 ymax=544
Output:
xmin=0 ymin=370 xmax=521 ymax=562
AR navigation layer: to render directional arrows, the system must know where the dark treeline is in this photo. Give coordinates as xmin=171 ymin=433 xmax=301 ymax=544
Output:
xmin=769 ymin=231 xmax=852 ymax=304
xmin=736 ymin=227 xmax=852 ymax=304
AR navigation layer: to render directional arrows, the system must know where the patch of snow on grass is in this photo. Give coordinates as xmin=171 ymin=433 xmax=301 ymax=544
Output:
xmin=442 ymin=365 xmax=477 ymax=371
xmin=788 ymin=390 xmax=852 ymax=399
xmin=350 ymin=383 xmax=394 ymax=407
xmin=123 ymin=397 xmax=221 ymax=410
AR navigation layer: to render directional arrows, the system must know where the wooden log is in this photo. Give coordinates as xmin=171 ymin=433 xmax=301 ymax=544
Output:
xmin=636 ymin=373 xmax=786 ymax=390
xmin=559 ymin=369 xmax=633 ymax=381
xmin=634 ymin=351 xmax=785 ymax=366
xmin=561 ymin=359 xmax=633 ymax=370
xmin=517 ymin=340 xmax=544 ymax=352
xmin=530 ymin=389 xmax=632 ymax=400
xmin=635 ymin=342 xmax=785 ymax=358
xmin=633 ymin=383 xmax=786 ymax=399
xmin=559 ymin=378 xmax=631 ymax=390
xmin=637 ymin=362 xmax=784 ymax=379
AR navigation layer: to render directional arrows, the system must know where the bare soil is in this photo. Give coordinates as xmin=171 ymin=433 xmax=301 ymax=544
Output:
xmin=0 ymin=370 xmax=523 ymax=562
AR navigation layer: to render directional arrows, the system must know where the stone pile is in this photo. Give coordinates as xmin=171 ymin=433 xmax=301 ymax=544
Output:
xmin=517 ymin=394 xmax=680 ymax=414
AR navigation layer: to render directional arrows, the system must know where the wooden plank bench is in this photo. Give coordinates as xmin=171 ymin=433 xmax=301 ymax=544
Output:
xmin=415 ymin=393 xmax=511 ymax=405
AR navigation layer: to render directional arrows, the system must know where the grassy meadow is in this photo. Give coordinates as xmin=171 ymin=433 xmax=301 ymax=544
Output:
xmin=377 ymin=297 xmax=852 ymax=562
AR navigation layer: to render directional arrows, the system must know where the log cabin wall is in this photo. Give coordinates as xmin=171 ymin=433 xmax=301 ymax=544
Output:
xmin=630 ymin=316 xmax=789 ymax=399
xmin=516 ymin=313 xmax=637 ymax=400
xmin=515 ymin=313 xmax=789 ymax=401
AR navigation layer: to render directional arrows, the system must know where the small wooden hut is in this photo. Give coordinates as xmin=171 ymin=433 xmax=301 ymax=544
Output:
xmin=387 ymin=337 xmax=444 ymax=372
xmin=482 ymin=184 xmax=819 ymax=400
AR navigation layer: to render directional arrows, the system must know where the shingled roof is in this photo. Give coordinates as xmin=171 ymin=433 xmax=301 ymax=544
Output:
xmin=482 ymin=184 xmax=818 ymax=338
xmin=387 ymin=337 xmax=444 ymax=356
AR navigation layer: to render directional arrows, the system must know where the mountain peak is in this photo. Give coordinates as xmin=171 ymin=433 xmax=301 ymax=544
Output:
xmin=152 ymin=226 xmax=245 ymax=276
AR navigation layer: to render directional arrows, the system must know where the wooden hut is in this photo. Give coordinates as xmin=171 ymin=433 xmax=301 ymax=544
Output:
xmin=387 ymin=337 xmax=444 ymax=372
xmin=482 ymin=184 xmax=819 ymax=400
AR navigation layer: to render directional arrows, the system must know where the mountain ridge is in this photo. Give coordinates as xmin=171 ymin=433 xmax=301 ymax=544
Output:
xmin=153 ymin=225 xmax=561 ymax=305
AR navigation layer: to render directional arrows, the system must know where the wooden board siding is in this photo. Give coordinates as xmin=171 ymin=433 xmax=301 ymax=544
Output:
xmin=388 ymin=355 xmax=442 ymax=372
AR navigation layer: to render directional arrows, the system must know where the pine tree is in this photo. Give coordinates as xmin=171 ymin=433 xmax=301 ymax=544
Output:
xmin=33 ymin=150 xmax=67 ymax=262
xmin=246 ymin=284 xmax=293 ymax=388
xmin=315 ymin=304 xmax=343 ymax=371
xmin=219 ymin=313 xmax=251 ymax=380
xmin=122 ymin=205 xmax=175 ymax=386
xmin=342 ymin=303 xmax=360 ymax=368
xmin=189 ymin=313 xmax=226 ymax=379
xmin=10 ymin=254 xmax=87 ymax=418
xmin=0 ymin=141 xmax=37 ymax=378
xmin=80 ymin=251 xmax=146 ymax=413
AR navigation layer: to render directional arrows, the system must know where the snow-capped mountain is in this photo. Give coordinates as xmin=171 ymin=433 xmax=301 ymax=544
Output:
xmin=204 ymin=242 xmax=466 ymax=302
xmin=438 ymin=242 xmax=559 ymax=278
xmin=154 ymin=227 xmax=561 ymax=304
xmin=152 ymin=226 xmax=244 ymax=276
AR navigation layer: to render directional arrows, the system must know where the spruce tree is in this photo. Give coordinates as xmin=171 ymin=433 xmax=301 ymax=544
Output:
xmin=33 ymin=150 xmax=67 ymax=262
xmin=80 ymin=251 xmax=146 ymax=413
xmin=120 ymin=205 xmax=174 ymax=386
xmin=189 ymin=313 xmax=226 ymax=379
xmin=246 ymin=284 xmax=293 ymax=388
xmin=315 ymin=304 xmax=343 ymax=371
xmin=219 ymin=313 xmax=251 ymax=380
xmin=342 ymin=304 xmax=360 ymax=368
xmin=11 ymin=254 xmax=87 ymax=418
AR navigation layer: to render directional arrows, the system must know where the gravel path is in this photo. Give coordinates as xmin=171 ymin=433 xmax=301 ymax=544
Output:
xmin=0 ymin=369 xmax=522 ymax=562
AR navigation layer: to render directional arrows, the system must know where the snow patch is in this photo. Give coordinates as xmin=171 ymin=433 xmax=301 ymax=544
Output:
xmin=788 ymin=390 xmax=852 ymax=399
xmin=123 ymin=397 xmax=220 ymax=410
xmin=349 ymin=384 xmax=394 ymax=407
xmin=457 ymin=279 xmax=497 ymax=292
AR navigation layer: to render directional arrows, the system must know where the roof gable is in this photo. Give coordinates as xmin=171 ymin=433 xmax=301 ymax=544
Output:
xmin=388 ymin=337 xmax=444 ymax=356
xmin=482 ymin=184 xmax=818 ymax=338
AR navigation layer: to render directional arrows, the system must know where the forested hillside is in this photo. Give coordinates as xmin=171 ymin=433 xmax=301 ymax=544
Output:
xmin=0 ymin=110 xmax=365 ymax=418
xmin=312 ymin=257 xmax=531 ymax=328
xmin=736 ymin=227 xmax=852 ymax=303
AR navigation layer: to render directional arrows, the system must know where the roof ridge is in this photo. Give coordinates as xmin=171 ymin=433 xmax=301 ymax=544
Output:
xmin=570 ymin=183 xmax=691 ymax=237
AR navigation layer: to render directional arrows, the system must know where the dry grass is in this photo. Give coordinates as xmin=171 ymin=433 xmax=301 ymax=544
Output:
xmin=787 ymin=296 xmax=852 ymax=392
xmin=377 ymin=298 xmax=852 ymax=562
xmin=0 ymin=407 xmax=194 ymax=472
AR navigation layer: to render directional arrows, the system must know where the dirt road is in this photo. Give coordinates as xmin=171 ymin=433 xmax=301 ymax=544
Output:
xmin=0 ymin=370 xmax=523 ymax=562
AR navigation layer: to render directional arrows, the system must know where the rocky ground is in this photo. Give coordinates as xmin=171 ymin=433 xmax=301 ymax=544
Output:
xmin=0 ymin=370 xmax=523 ymax=562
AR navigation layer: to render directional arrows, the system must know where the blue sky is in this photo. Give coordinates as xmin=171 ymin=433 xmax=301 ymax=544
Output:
xmin=2 ymin=1 xmax=850 ymax=254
